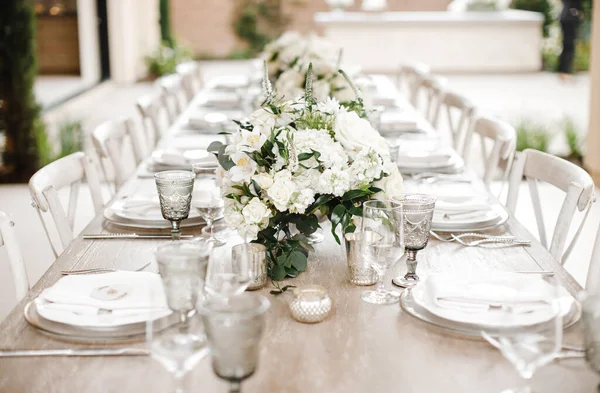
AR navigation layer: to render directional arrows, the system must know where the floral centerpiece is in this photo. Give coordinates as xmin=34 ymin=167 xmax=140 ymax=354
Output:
xmin=209 ymin=64 xmax=403 ymax=288
xmin=261 ymin=32 xmax=356 ymax=103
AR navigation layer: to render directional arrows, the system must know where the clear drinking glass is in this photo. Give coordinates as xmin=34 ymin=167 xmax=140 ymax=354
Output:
xmin=204 ymin=243 xmax=253 ymax=301
xmin=155 ymin=170 xmax=195 ymax=240
xmin=391 ymin=194 xmax=436 ymax=288
xmin=481 ymin=274 xmax=563 ymax=393
xmin=193 ymin=192 xmax=225 ymax=245
xmin=360 ymin=200 xmax=405 ymax=305
xmin=232 ymin=243 xmax=268 ymax=290
xmin=150 ymin=240 xmax=213 ymax=392
xmin=200 ymin=293 xmax=270 ymax=393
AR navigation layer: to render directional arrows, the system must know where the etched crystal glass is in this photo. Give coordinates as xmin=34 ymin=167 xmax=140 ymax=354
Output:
xmin=200 ymin=294 xmax=270 ymax=393
xmin=155 ymin=170 xmax=195 ymax=240
xmin=392 ymin=194 xmax=436 ymax=288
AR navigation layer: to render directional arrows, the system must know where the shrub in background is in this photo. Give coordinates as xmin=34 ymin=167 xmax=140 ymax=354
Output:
xmin=0 ymin=1 xmax=45 ymax=182
xmin=159 ymin=0 xmax=175 ymax=49
xmin=145 ymin=43 xmax=191 ymax=78
xmin=515 ymin=118 xmax=551 ymax=152
xmin=513 ymin=0 xmax=553 ymax=37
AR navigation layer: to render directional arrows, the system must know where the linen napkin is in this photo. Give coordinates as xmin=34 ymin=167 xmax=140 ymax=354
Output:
xmin=187 ymin=112 xmax=229 ymax=129
xmin=148 ymin=149 xmax=218 ymax=171
xmin=199 ymin=92 xmax=240 ymax=109
xmin=210 ymin=75 xmax=249 ymax=92
xmin=397 ymin=151 xmax=453 ymax=167
xmin=36 ymin=271 xmax=171 ymax=327
xmin=379 ymin=112 xmax=419 ymax=133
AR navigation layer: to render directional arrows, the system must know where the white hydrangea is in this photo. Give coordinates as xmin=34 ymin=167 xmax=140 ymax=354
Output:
xmin=349 ymin=148 xmax=385 ymax=188
xmin=289 ymin=189 xmax=315 ymax=214
xmin=318 ymin=168 xmax=350 ymax=197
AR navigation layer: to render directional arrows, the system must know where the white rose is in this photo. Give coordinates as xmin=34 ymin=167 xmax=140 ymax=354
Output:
xmin=224 ymin=210 xmax=244 ymax=228
xmin=239 ymin=224 xmax=260 ymax=242
xmin=275 ymin=69 xmax=304 ymax=99
xmin=312 ymin=80 xmax=331 ymax=102
xmin=268 ymin=177 xmax=296 ymax=211
xmin=374 ymin=170 xmax=404 ymax=200
xmin=242 ymin=198 xmax=271 ymax=225
xmin=252 ymin=173 xmax=274 ymax=189
xmin=334 ymin=111 xmax=388 ymax=157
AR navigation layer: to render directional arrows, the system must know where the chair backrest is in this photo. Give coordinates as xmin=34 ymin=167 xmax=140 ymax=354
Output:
xmin=176 ymin=61 xmax=204 ymax=101
xmin=156 ymin=74 xmax=188 ymax=122
xmin=29 ymin=152 xmax=104 ymax=258
xmin=0 ymin=212 xmax=29 ymax=303
xmin=92 ymin=118 xmax=143 ymax=192
xmin=414 ymin=74 xmax=446 ymax=127
xmin=463 ymin=115 xmax=516 ymax=188
xmin=136 ymin=92 xmax=168 ymax=151
xmin=397 ymin=62 xmax=430 ymax=106
xmin=440 ymin=91 xmax=476 ymax=155
xmin=506 ymin=149 xmax=595 ymax=264
xmin=586 ymin=220 xmax=600 ymax=293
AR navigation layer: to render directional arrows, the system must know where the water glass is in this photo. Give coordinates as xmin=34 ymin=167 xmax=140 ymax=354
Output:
xmin=232 ymin=243 xmax=268 ymax=290
xmin=150 ymin=240 xmax=213 ymax=391
xmin=155 ymin=170 xmax=195 ymax=240
xmin=391 ymin=194 xmax=436 ymax=289
xmin=200 ymin=293 xmax=270 ymax=393
xmin=481 ymin=274 xmax=562 ymax=393
xmin=193 ymin=192 xmax=225 ymax=245
xmin=360 ymin=200 xmax=405 ymax=305
xmin=205 ymin=244 xmax=253 ymax=300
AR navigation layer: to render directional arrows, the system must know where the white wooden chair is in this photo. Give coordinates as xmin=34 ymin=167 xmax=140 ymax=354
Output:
xmin=413 ymin=74 xmax=447 ymax=127
xmin=0 ymin=212 xmax=29 ymax=303
xmin=506 ymin=149 xmax=595 ymax=264
xmin=136 ymin=92 xmax=169 ymax=151
xmin=397 ymin=62 xmax=430 ymax=106
xmin=463 ymin=115 xmax=516 ymax=188
xmin=176 ymin=61 xmax=204 ymax=101
xmin=439 ymin=91 xmax=476 ymax=156
xmin=29 ymin=152 xmax=104 ymax=258
xmin=156 ymin=74 xmax=188 ymax=121
xmin=92 ymin=118 xmax=143 ymax=192
xmin=586 ymin=220 xmax=600 ymax=293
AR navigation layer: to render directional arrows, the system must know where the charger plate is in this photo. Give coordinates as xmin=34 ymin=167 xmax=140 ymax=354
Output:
xmin=400 ymin=288 xmax=581 ymax=339
xmin=24 ymin=301 xmax=178 ymax=343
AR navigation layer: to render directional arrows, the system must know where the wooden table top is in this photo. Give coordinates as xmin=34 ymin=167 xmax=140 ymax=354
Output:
xmin=0 ymin=76 xmax=598 ymax=393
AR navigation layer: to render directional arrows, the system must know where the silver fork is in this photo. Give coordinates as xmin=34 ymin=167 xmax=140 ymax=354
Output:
xmin=61 ymin=262 xmax=151 ymax=275
xmin=430 ymin=231 xmax=515 ymax=243
xmin=451 ymin=235 xmax=531 ymax=247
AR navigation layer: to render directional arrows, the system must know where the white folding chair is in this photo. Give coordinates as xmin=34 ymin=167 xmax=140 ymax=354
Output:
xmin=136 ymin=92 xmax=169 ymax=151
xmin=506 ymin=149 xmax=595 ymax=264
xmin=92 ymin=118 xmax=143 ymax=192
xmin=0 ymin=212 xmax=29 ymax=303
xmin=439 ymin=91 xmax=476 ymax=156
xmin=463 ymin=115 xmax=516 ymax=189
xmin=397 ymin=62 xmax=430 ymax=105
xmin=413 ymin=74 xmax=446 ymax=127
xmin=176 ymin=61 xmax=204 ymax=101
xmin=29 ymin=152 xmax=104 ymax=258
xmin=156 ymin=74 xmax=188 ymax=121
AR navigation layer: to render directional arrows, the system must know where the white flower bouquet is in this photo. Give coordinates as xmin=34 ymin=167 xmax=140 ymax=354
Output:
xmin=209 ymin=64 xmax=403 ymax=285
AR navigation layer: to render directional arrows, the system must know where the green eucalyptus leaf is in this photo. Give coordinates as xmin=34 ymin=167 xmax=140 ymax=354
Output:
xmin=271 ymin=265 xmax=287 ymax=281
xmin=207 ymin=141 xmax=224 ymax=153
xmin=290 ymin=251 xmax=307 ymax=271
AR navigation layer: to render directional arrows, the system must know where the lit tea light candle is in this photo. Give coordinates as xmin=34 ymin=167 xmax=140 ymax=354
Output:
xmin=289 ymin=285 xmax=332 ymax=323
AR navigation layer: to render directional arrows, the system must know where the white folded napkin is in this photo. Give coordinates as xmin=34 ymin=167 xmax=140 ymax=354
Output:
xmin=188 ymin=112 xmax=229 ymax=128
xmin=397 ymin=151 xmax=453 ymax=166
xmin=434 ymin=200 xmax=491 ymax=213
xmin=210 ymin=75 xmax=249 ymax=91
xmin=371 ymin=95 xmax=396 ymax=107
xmin=379 ymin=112 xmax=419 ymax=132
xmin=150 ymin=149 xmax=218 ymax=169
xmin=36 ymin=271 xmax=171 ymax=327
xmin=199 ymin=92 xmax=239 ymax=108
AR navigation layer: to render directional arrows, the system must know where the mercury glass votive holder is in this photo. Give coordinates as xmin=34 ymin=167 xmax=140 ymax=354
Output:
xmin=289 ymin=285 xmax=332 ymax=324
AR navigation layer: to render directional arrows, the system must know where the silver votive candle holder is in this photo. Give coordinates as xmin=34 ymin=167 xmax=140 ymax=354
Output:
xmin=345 ymin=232 xmax=377 ymax=286
xmin=232 ymin=243 xmax=268 ymax=290
xmin=289 ymin=285 xmax=332 ymax=324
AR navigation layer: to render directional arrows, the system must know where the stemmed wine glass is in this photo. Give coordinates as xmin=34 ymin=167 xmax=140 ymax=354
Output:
xmin=155 ymin=170 xmax=195 ymax=240
xmin=200 ymin=293 xmax=270 ymax=393
xmin=150 ymin=240 xmax=213 ymax=392
xmin=481 ymin=274 xmax=563 ymax=393
xmin=360 ymin=200 xmax=405 ymax=305
xmin=204 ymin=243 xmax=253 ymax=301
xmin=193 ymin=192 xmax=225 ymax=245
xmin=392 ymin=194 xmax=436 ymax=289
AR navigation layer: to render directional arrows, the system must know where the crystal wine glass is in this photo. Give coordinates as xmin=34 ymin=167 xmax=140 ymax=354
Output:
xmin=481 ymin=274 xmax=563 ymax=393
xmin=193 ymin=192 xmax=225 ymax=245
xmin=150 ymin=240 xmax=213 ymax=392
xmin=391 ymin=194 xmax=436 ymax=288
xmin=204 ymin=243 xmax=253 ymax=301
xmin=200 ymin=293 xmax=270 ymax=393
xmin=155 ymin=170 xmax=195 ymax=240
xmin=360 ymin=200 xmax=405 ymax=305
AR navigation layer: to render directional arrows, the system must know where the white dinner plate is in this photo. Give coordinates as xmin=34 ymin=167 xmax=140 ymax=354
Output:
xmin=431 ymin=203 xmax=509 ymax=232
xmin=410 ymin=276 xmax=574 ymax=329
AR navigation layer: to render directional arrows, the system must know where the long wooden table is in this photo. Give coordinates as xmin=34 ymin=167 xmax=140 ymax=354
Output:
xmin=0 ymin=77 xmax=598 ymax=393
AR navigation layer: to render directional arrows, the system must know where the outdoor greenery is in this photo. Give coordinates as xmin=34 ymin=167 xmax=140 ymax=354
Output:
xmin=232 ymin=0 xmax=289 ymax=58
xmin=145 ymin=42 xmax=191 ymax=77
xmin=515 ymin=119 xmax=551 ymax=153
xmin=159 ymin=0 xmax=175 ymax=49
xmin=34 ymin=119 xmax=84 ymax=166
xmin=0 ymin=1 xmax=45 ymax=182
xmin=513 ymin=0 xmax=553 ymax=37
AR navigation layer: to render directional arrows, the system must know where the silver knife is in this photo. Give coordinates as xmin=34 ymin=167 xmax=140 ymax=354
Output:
xmin=84 ymin=233 xmax=194 ymax=239
xmin=0 ymin=348 xmax=150 ymax=358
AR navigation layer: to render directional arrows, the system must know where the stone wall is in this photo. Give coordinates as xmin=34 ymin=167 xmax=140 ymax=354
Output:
xmin=171 ymin=0 xmax=451 ymax=57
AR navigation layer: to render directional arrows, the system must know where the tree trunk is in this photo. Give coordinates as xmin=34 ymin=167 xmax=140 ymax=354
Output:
xmin=0 ymin=1 xmax=44 ymax=183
